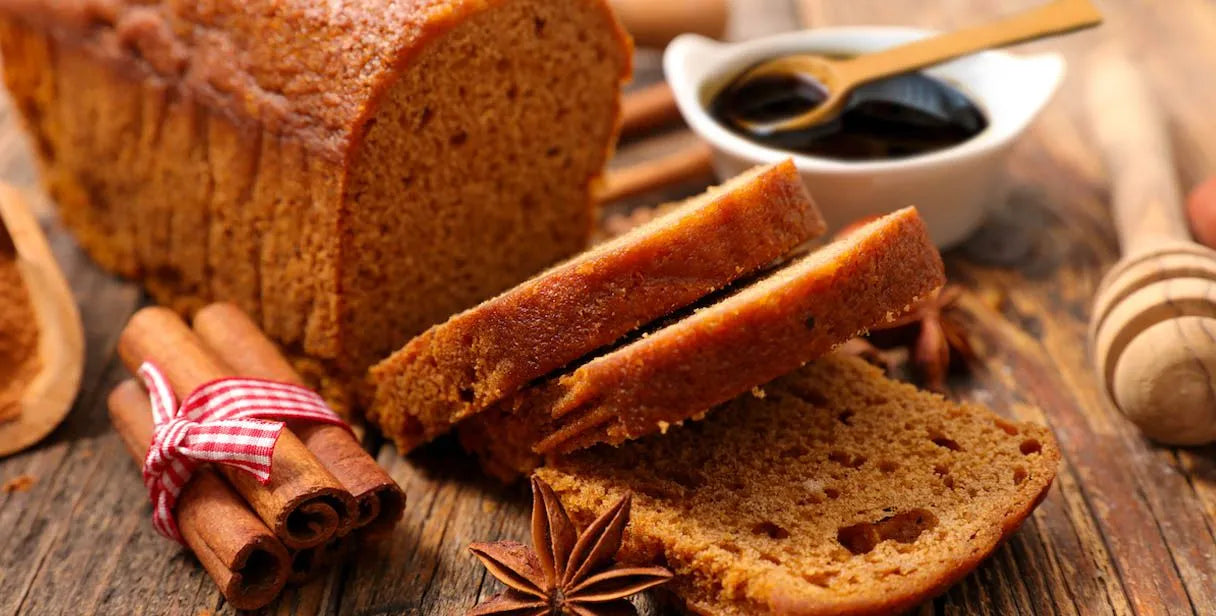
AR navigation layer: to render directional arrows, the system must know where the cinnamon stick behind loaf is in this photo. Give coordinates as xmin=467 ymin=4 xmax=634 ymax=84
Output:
xmin=619 ymin=82 xmax=680 ymax=138
xmin=193 ymin=302 xmax=405 ymax=536
xmin=117 ymin=307 xmax=356 ymax=548
xmin=107 ymin=381 xmax=290 ymax=610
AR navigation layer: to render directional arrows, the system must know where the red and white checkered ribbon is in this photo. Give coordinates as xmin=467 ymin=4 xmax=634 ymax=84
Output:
xmin=137 ymin=361 xmax=349 ymax=542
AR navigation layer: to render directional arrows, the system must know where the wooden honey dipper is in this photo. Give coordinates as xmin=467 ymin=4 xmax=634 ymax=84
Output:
xmin=1086 ymin=51 xmax=1216 ymax=445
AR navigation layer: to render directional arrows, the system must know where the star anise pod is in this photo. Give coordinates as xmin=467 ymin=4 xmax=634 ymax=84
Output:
xmin=833 ymin=218 xmax=985 ymax=393
xmin=468 ymin=476 xmax=673 ymax=616
xmin=870 ymin=285 xmax=973 ymax=393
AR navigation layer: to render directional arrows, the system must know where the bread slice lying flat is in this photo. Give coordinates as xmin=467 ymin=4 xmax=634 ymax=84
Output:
xmin=537 ymin=355 xmax=1059 ymax=616
xmin=369 ymin=160 xmax=824 ymax=451
xmin=460 ymin=207 xmax=944 ymax=480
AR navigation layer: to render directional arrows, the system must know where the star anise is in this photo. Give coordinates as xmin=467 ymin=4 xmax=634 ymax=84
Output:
xmin=468 ymin=476 xmax=673 ymax=616
xmin=832 ymin=218 xmax=978 ymax=393
xmin=869 ymin=285 xmax=973 ymax=393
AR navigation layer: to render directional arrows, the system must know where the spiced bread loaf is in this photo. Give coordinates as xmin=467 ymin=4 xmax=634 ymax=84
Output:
xmin=537 ymin=354 xmax=1060 ymax=616
xmin=369 ymin=160 xmax=824 ymax=450
xmin=0 ymin=0 xmax=631 ymax=399
xmin=461 ymin=207 xmax=944 ymax=479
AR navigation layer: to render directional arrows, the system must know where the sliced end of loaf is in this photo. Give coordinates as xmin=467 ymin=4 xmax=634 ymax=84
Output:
xmin=543 ymin=208 xmax=945 ymax=452
xmin=339 ymin=0 xmax=631 ymax=386
xmin=460 ymin=207 xmax=944 ymax=477
xmin=538 ymin=354 xmax=1059 ymax=616
xmin=370 ymin=159 xmax=823 ymax=452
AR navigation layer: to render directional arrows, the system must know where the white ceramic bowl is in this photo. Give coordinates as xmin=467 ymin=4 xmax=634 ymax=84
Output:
xmin=664 ymin=28 xmax=1065 ymax=248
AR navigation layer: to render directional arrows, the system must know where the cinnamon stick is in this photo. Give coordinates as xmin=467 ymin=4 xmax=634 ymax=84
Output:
xmin=117 ymin=306 xmax=356 ymax=549
xmin=620 ymin=82 xmax=681 ymax=138
xmin=193 ymin=303 xmax=406 ymax=536
xmin=595 ymin=141 xmax=715 ymax=204
xmin=107 ymin=380 xmax=290 ymax=610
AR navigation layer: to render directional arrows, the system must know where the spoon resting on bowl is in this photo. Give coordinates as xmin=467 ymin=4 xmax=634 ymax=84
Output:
xmin=0 ymin=185 xmax=84 ymax=457
xmin=728 ymin=0 xmax=1101 ymax=135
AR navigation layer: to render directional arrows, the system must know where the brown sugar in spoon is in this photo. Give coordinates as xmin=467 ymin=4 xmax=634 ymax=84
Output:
xmin=730 ymin=0 xmax=1102 ymax=135
xmin=1086 ymin=51 xmax=1216 ymax=445
xmin=0 ymin=186 xmax=84 ymax=456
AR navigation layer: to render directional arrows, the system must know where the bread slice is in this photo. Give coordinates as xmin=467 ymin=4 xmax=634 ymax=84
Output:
xmin=369 ymin=160 xmax=824 ymax=451
xmin=460 ymin=207 xmax=944 ymax=479
xmin=536 ymin=355 xmax=1059 ymax=616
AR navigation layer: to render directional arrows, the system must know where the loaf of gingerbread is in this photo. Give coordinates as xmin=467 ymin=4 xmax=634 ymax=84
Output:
xmin=0 ymin=0 xmax=631 ymax=398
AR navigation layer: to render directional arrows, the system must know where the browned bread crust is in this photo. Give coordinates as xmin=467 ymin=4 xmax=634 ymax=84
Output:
xmin=537 ymin=354 xmax=1060 ymax=616
xmin=461 ymin=207 xmax=945 ymax=479
xmin=0 ymin=0 xmax=632 ymax=402
xmin=0 ymin=0 xmax=501 ymax=157
xmin=369 ymin=161 xmax=825 ymax=450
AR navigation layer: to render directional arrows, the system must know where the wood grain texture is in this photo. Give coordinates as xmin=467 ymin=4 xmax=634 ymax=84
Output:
xmin=1 ymin=0 xmax=1214 ymax=614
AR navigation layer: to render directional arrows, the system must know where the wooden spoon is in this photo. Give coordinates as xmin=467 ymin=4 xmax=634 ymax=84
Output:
xmin=0 ymin=186 xmax=84 ymax=457
xmin=730 ymin=0 xmax=1101 ymax=135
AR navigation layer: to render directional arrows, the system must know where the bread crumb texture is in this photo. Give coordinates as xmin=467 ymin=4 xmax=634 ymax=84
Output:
xmin=537 ymin=355 xmax=1059 ymax=616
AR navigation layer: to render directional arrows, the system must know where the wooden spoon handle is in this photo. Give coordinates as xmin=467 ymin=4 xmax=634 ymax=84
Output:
xmin=843 ymin=0 xmax=1101 ymax=84
xmin=1085 ymin=49 xmax=1192 ymax=254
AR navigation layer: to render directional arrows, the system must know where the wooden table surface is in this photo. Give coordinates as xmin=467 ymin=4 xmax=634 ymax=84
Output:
xmin=3 ymin=0 xmax=1216 ymax=614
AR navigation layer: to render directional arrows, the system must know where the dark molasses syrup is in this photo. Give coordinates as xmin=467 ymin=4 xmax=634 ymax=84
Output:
xmin=710 ymin=62 xmax=987 ymax=161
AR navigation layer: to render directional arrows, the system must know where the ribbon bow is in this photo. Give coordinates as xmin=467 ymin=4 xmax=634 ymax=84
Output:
xmin=137 ymin=361 xmax=348 ymax=542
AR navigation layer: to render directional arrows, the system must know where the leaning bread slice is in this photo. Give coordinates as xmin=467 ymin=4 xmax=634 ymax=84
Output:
xmin=538 ymin=354 xmax=1059 ymax=616
xmin=460 ymin=207 xmax=944 ymax=479
xmin=368 ymin=160 xmax=824 ymax=452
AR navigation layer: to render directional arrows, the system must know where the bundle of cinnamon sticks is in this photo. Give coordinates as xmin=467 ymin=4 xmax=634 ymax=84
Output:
xmin=108 ymin=303 xmax=406 ymax=610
